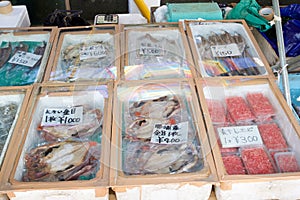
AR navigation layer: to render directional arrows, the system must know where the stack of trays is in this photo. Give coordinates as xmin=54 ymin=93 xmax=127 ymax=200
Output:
xmin=0 ymin=27 xmax=56 ymax=86
xmin=44 ymin=25 xmax=121 ymax=83
xmin=120 ymin=23 xmax=197 ymax=80
xmin=3 ymin=82 xmax=113 ymax=200
xmin=185 ymin=20 xmax=273 ymax=78
xmin=110 ymin=79 xmax=217 ymax=200
xmin=196 ymin=78 xmax=300 ymax=199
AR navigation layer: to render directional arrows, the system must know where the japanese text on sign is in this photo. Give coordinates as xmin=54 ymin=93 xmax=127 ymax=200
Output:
xmin=41 ymin=106 xmax=83 ymax=126
xmin=151 ymin=122 xmax=188 ymax=144
xmin=8 ymin=51 xmax=42 ymax=67
xmin=211 ymin=43 xmax=241 ymax=57
xmin=79 ymin=44 xmax=107 ymax=60
xmin=217 ymin=125 xmax=263 ymax=148
xmin=139 ymin=42 xmax=164 ymax=56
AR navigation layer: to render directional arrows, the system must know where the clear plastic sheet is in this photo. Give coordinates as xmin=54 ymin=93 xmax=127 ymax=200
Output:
xmin=50 ymin=32 xmax=117 ymax=82
xmin=0 ymin=92 xmax=24 ymax=168
xmin=0 ymin=32 xmax=51 ymax=86
xmin=202 ymin=82 xmax=300 ymax=175
xmin=14 ymin=86 xmax=107 ymax=182
xmin=124 ymin=28 xmax=192 ymax=80
xmin=116 ymin=81 xmax=205 ymax=175
xmin=188 ymin=22 xmax=267 ymax=77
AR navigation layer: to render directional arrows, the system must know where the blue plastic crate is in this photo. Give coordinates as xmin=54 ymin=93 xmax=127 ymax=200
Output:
xmin=166 ymin=2 xmax=223 ymax=22
xmin=278 ymin=73 xmax=300 ymax=123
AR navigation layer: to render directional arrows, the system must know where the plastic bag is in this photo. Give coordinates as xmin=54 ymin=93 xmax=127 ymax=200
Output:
xmin=282 ymin=19 xmax=300 ymax=57
xmin=280 ymin=4 xmax=300 ymax=20
xmin=225 ymin=0 xmax=272 ymax=32
xmin=43 ymin=9 xmax=90 ymax=27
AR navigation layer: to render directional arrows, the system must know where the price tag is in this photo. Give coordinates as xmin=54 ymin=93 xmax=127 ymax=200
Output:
xmin=41 ymin=106 xmax=83 ymax=126
xmin=151 ymin=122 xmax=188 ymax=144
xmin=211 ymin=43 xmax=241 ymax=57
xmin=217 ymin=125 xmax=263 ymax=148
xmin=8 ymin=51 xmax=42 ymax=67
xmin=139 ymin=42 xmax=164 ymax=56
xmin=79 ymin=44 xmax=106 ymax=60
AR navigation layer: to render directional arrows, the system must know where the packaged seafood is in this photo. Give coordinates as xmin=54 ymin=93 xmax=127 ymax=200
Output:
xmin=186 ymin=20 xmax=272 ymax=78
xmin=111 ymin=79 xmax=217 ymax=192
xmin=0 ymin=27 xmax=55 ymax=86
xmin=121 ymin=23 xmax=196 ymax=80
xmin=45 ymin=25 xmax=120 ymax=83
xmin=7 ymin=82 xmax=112 ymax=192
xmin=197 ymin=78 xmax=300 ymax=199
xmin=0 ymin=86 xmax=32 ymax=179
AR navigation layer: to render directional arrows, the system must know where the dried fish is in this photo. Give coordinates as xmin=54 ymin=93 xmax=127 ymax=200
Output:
xmin=33 ymin=41 xmax=47 ymax=67
xmin=38 ymin=108 xmax=103 ymax=142
xmin=0 ymin=102 xmax=18 ymax=153
xmin=124 ymin=142 xmax=203 ymax=175
xmin=23 ymin=141 xmax=100 ymax=181
xmin=0 ymin=43 xmax=12 ymax=68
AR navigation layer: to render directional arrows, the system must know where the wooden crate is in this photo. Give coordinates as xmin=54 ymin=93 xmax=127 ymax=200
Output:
xmin=44 ymin=25 xmax=121 ymax=83
xmin=110 ymin=78 xmax=217 ymax=200
xmin=2 ymin=82 xmax=113 ymax=200
xmin=185 ymin=20 xmax=274 ymax=79
xmin=0 ymin=27 xmax=57 ymax=86
xmin=120 ymin=23 xmax=198 ymax=80
xmin=196 ymin=77 xmax=300 ymax=200
xmin=0 ymin=86 xmax=33 ymax=186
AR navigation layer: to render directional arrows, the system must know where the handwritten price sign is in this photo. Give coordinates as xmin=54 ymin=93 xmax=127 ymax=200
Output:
xmin=217 ymin=125 xmax=263 ymax=148
xmin=41 ymin=106 xmax=83 ymax=126
xmin=151 ymin=122 xmax=188 ymax=144
xmin=80 ymin=44 xmax=107 ymax=60
xmin=139 ymin=42 xmax=164 ymax=56
xmin=8 ymin=51 xmax=42 ymax=67
xmin=211 ymin=43 xmax=241 ymax=58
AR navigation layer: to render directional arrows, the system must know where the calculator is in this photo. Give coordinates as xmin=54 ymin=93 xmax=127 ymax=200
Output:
xmin=94 ymin=14 xmax=119 ymax=25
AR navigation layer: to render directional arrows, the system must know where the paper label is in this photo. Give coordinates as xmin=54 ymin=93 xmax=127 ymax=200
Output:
xmin=8 ymin=51 xmax=42 ymax=67
xmin=217 ymin=125 xmax=263 ymax=148
xmin=41 ymin=106 xmax=83 ymax=126
xmin=151 ymin=122 xmax=188 ymax=144
xmin=79 ymin=44 xmax=106 ymax=60
xmin=211 ymin=43 xmax=241 ymax=57
xmin=139 ymin=42 xmax=164 ymax=56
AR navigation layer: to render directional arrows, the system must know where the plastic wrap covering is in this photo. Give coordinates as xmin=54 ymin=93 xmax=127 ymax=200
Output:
xmin=188 ymin=22 xmax=267 ymax=77
xmin=123 ymin=28 xmax=192 ymax=80
xmin=202 ymin=81 xmax=300 ymax=175
xmin=116 ymin=81 xmax=205 ymax=175
xmin=49 ymin=27 xmax=118 ymax=82
xmin=0 ymin=31 xmax=52 ymax=86
xmin=14 ymin=85 xmax=108 ymax=182
xmin=0 ymin=91 xmax=25 ymax=168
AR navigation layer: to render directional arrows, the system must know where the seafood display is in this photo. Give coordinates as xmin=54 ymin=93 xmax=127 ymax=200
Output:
xmin=14 ymin=89 xmax=106 ymax=182
xmin=0 ymin=102 xmax=19 ymax=155
xmin=23 ymin=141 xmax=100 ymax=181
xmin=0 ymin=41 xmax=47 ymax=86
xmin=125 ymin=29 xmax=192 ymax=80
xmin=202 ymin=83 xmax=300 ymax=175
xmin=50 ymin=33 xmax=116 ymax=82
xmin=188 ymin=22 xmax=267 ymax=77
xmin=38 ymin=108 xmax=103 ymax=142
xmin=118 ymin=83 xmax=205 ymax=175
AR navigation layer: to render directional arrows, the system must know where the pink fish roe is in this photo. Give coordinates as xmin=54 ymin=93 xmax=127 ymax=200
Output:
xmin=206 ymin=99 xmax=226 ymax=124
xmin=241 ymin=146 xmax=276 ymax=174
xmin=222 ymin=155 xmax=246 ymax=175
xmin=258 ymin=123 xmax=288 ymax=150
xmin=225 ymin=96 xmax=255 ymax=124
xmin=275 ymin=152 xmax=299 ymax=173
xmin=246 ymin=93 xmax=275 ymax=122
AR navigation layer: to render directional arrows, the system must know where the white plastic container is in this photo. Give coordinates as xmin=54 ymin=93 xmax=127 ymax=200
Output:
xmin=0 ymin=5 xmax=30 ymax=28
